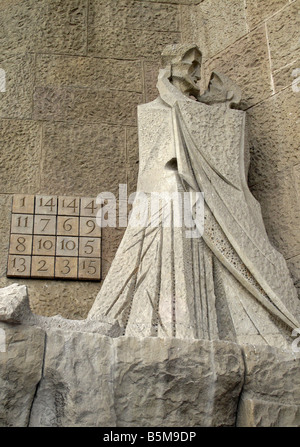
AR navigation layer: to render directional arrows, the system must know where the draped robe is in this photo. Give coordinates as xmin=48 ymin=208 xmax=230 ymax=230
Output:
xmin=88 ymin=70 xmax=300 ymax=348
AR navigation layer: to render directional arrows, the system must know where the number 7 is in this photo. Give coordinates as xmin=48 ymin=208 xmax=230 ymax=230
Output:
xmin=40 ymin=218 xmax=50 ymax=232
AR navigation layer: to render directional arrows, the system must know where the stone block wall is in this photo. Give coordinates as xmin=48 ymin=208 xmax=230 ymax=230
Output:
xmin=0 ymin=0 xmax=299 ymax=318
xmin=0 ymin=0 xmax=184 ymax=318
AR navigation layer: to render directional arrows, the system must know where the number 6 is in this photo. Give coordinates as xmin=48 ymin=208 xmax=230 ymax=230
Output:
xmin=63 ymin=218 xmax=73 ymax=232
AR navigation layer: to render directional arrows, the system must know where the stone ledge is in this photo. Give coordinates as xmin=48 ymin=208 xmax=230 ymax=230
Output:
xmin=0 ymin=317 xmax=299 ymax=426
xmin=237 ymin=397 xmax=300 ymax=427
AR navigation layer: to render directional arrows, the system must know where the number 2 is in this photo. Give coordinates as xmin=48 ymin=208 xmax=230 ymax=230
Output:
xmin=37 ymin=260 xmax=48 ymax=272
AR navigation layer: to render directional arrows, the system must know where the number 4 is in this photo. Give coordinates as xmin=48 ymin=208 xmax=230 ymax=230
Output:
xmin=65 ymin=199 xmax=78 ymax=213
xmin=85 ymin=200 xmax=96 ymax=214
xmin=40 ymin=197 xmax=55 ymax=211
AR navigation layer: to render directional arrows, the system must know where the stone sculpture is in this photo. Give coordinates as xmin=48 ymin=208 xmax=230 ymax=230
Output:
xmin=1 ymin=43 xmax=299 ymax=348
xmin=88 ymin=43 xmax=300 ymax=349
xmin=1 ymin=44 xmax=300 ymax=427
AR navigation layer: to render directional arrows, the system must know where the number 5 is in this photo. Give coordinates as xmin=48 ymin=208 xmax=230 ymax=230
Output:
xmin=84 ymin=240 xmax=94 ymax=255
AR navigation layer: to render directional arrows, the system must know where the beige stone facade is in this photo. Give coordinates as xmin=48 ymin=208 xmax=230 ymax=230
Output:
xmin=0 ymin=0 xmax=299 ymax=318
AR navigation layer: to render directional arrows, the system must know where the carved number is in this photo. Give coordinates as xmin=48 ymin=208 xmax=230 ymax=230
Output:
xmin=83 ymin=240 xmax=94 ymax=255
xmin=60 ymin=239 xmax=76 ymax=251
xmin=63 ymin=199 xmax=78 ymax=213
xmin=16 ymin=237 xmax=26 ymax=252
xmin=37 ymin=260 xmax=48 ymax=272
xmin=17 ymin=216 xmax=28 ymax=228
xmin=63 ymin=218 xmax=73 ymax=232
xmin=12 ymin=257 xmax=26 ymax=273
xmin=40 ymin=218 xmax=51 ymax=232
xmin=85 ymin=219 xmax=96 ymax=234
xmin=85 ymin=200 xmax=96 ymax=214
xmin=38 ymin=239 xmax=53 ymax=251
xmin=40 ymin=197 xmax=55 ymax=212
xmin=61 ymin=259 xmax=70 ymax=275
xmin=82 ymin=260 xmax=96 ymax=275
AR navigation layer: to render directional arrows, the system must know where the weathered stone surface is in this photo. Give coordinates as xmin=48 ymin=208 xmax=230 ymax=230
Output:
xmin=126 ymin=160 xmax=139 ymax=198
xmin=0 ymin=119 xmax=42 ymax=194
xmin=250 ymin=167 xmax=300 ymax=247
xmin=89 ymin=43 xmax=299 ymax=343
xmin=0 ymin=0 xmax=88 ymax=57
xmin=0 ymin=283 xmax=121 ymax=335
xmin=267 ymin=1 xmax=300 ymax=72
xmin=137 ymin=0 xmax=200 ymax=4
xmin=140 ymin=0 xmax=200 ymax=3
xmin=89 ymin=0 xmax=180 ymax=32
xmin=203 ymin=26 xmax=272 ymax=109
xmin=0 ymin=205 xmax=101 ymax=319
xmin=0 ymin=284 xmax=31 ymax=323
xmin=236 ymin=344 xmax=300 ymax=426
xmin=29 ymin=330 xmax=115 ymax=427
xmin=33 ymin=86 xmax=142 ymax=126
xmin=266 ymin=229 xmax=300 ymax=262
xmin=40 ymin=122 xmax=127 ymax=196
xmin=88 ymin=0 xmax=180 ymax=59
xmin=0 ymin=0 xmax=38 ymax=56
xmin=246 ymin=0 xmax=288 ymax=29
xmin=191 ymin=0 xmax=248 ymax=59
xmin=126 ymin=126 xmax=139 ymax=167
xmin=180 ymin=4 xmax=202 ymax=52
xmin=0 ymin=322 xmax=45 ymax=427
xmin=0 ymin=192 xmax=100 ymax=320
xmin=20 ymin=280 xmax=99 ymax=320
xmin=0 ymin=194 xmax=123 ymax=321
xmin=0 ymin=54 xmax=34 ymax=119
xmin=250 ymin=168 xmax=300 ymax=265
xmin=143 ymin=60 xmax=160 ymax=102
xmin=35 ymin=54 xmax=143 ymax=93
xmin=88 ymin=27 xmax=180 ymax=61
xmin=29 ymin=335 xmax=244 ymax=427
xmin=273 ymin=60 xmax=300 ymax=92
xmin=247 ymin=87 xmax=300 ymax=185
xmin=0 ymin=278 xmax=101 ymax=323
xmin=101 ymin=227 xmax=126 ymax=278
xmin=109 ymin=0 xmax=181 ymax=31
xmin=237 ymin=397 xmax=300 ymax=427
xmin=113 ymin=338 xmax=244 ymax=427
xmin=0 ymin=195 xmax=12 ymax=278
xmin=286 ymin=255 xmax=300 ymax=294
xmin=241 ymin=344 xmax=300 ymax=405
xmin=126 ymin=126 xmax=139 ymax=196
xmin=1 ymin=321 xmax=300 ymax=427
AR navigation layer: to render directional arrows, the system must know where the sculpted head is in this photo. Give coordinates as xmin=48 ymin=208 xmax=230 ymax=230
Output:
xmin=161 ymin=44 xmax=202 ymax=97
xmin=198 ymin=71 xmax=242 ymax=108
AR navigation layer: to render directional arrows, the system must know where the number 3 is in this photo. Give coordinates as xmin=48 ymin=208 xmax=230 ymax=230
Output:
xmin=61 ymin=259 xmax=70 ymax=275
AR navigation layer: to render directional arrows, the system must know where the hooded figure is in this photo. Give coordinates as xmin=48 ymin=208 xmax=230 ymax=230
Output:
xmin=88 ymin=44 xmax=300 ymax=349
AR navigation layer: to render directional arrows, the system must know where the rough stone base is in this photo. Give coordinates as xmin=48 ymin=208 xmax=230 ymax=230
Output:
xmin=236 ymin=344 xmax=300 ymax=427
xmin=0 ymin=323 xmax=45 ymax=427
xmin=0 ymin=322 xmax=299 ymax=427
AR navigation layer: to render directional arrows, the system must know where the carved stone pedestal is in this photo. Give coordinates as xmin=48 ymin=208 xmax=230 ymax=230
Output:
xmin=0 ymin=321 xmax=299 ymax=427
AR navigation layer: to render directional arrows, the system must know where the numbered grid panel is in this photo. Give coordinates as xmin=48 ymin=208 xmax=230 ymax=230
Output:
xmin=7 ymin=195 xmax=102 ymax=281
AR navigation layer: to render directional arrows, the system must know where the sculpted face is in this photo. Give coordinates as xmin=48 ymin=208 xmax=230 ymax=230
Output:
xmin=199 ymin=73 xmax=228 ymax=104
xmin=198 ymin=71 xmax=242 ymax=108
xmin=171 ymin=48 xmax=202 ymax=97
